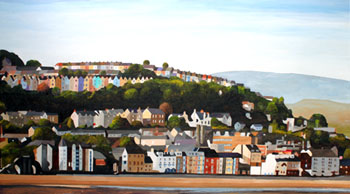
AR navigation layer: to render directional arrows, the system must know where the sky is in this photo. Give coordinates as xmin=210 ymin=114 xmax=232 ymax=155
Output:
xmin=0 ymin=0 xmax=349 ymax=80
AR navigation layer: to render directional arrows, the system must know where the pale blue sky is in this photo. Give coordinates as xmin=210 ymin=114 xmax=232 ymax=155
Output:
xmin=0 ymin=0 xmax=349 ymax=80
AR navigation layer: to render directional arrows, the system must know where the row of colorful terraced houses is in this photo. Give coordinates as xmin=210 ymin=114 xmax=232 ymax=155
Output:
xmin=0 ymin=60 xmax=239 ymax=92
xmin=56 ymin=61 xmax=236 ymax=86
xmin=1 ymin=75 xmax=154 ymax=92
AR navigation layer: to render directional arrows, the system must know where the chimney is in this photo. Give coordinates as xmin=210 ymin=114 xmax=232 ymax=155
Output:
xmin=200 ymin=125 xmax=204 ymax=145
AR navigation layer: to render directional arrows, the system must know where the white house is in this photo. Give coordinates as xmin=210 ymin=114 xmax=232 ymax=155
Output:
xmin=70 ymin=110 xmax=97 ymax=128
xmin=71 ymin=143 xmax=83 ymax=171
xmin=93 ymin=109 xmax=124 ymax=128
xmin=261 ymin=153 xmax=278 ymax=175
xmin=234 ymin=122 xmax=246 ymax=131
xmin=58 ymin=139 xmax=68 ymax=171
xmin=250 ymin=124 xmax=263 ymax=131
xmin=185 ymin=109 xmax=211 ymax=127
xmin=28 ymin=140 xmax=54 ymax=172
xmin=147 ymin=150 xmax=177 ymax=173
xmin=309 ymin=147 xmax=339 ymax=176
xmin=211 ymin=113 xmax=232 ymax=126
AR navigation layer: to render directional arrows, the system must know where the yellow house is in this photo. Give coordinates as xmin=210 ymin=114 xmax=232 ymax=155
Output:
xmin=49 ymin=76 xmax=56 ymax=88
xmin=233 ymin=144 xmax=261 ymax=165
xmin=119 ymin=77 xmax=128 ymax=87
xmin=83 ymin=76 xmax=90 ymax=91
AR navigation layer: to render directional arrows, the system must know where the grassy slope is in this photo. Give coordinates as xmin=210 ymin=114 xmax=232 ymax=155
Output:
xmin=287 ymin=99 xmax=350 ymax=137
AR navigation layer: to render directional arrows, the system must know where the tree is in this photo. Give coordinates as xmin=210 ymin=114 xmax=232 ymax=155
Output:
xmin=211 ymin=117 xmax=224 ymax=127
xmin=131 ymin=120 xmax=143 ymax=128
xmin=266 ymin=102 xmax=278 ymax=115
xmin=67 ymin=118 xmax=75 ymax=129
xmin=26 ymin=59 xmax=41 ymax=67
xmin=37 ymin=82 xmax=49 ymax=92
xmin=52 ymin=87 xmax=60 ymax=96
xmin=310 ymin=130 xmax=329 ymax=148
xmin=167 ymin=116 xmax=180 ymax=129
xmin=124 ymin=88 xmax=138 ymax=100
xmin=211 ymin=117 xmax=229 ymax=129
xmin=109 ymin=116 xmax=130 ymax=129
xmin=31 ymin=127 xmax=56 ymax=140
xmin=121 ymin=64 xmax=156 ymax=78
xmin=344 ymin=148 xmax=350 ymax=159
xmin=0 ymin=100 xmax=6 ymax=113
xmin=143 ymin=60 xmax=150 ymax=65
xmin=100 ymin=70 xmax=107 ymax=76
xmin=0 ymin=49 xmax=25 ymax=69
xmin=38 ymin=119 xmax=51 ymax=126
xmin=1 ymin=142 xmax=35 ymax=167
xmin=278 ymin=97 xmax=284 ymax=104
xmin=308 ymin=114 xmax=328 ymax=128
xmin=78 ymin=124 xmax=87 ymax=128
xmin=26 ymin=120 xmax=36 ymax=126
xmin=159 ymin=102 xmax=173 ymax=116
xmin=74 ymin=70 xmax=83 ymax=76
xmin=119 ymin=136 xmax=131 ymax=147
xmin=162 ymin=62 xmax=169 ymax=69
xmin=59 ymin=68 xmax=69 ymax=76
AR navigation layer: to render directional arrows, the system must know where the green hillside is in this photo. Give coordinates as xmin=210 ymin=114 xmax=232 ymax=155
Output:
xmin=287 ymin=99 xmax=350 ymax=137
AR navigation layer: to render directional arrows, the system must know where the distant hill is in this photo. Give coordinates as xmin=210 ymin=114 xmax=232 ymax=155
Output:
xmin=213 ymin=71 xmax=350 ymax=104
xmin=287 ymin=99 xmax=350 ymax=137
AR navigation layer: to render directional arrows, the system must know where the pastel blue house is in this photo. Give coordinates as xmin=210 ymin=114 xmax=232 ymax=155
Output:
xmin=234 ymin=122 xmax=246 ymax=131
xmin=21 ymin=77 xmax=28 ymax=90
xmin=164 ymin=68 xmax=171 ymax=78
xmin=61 ymin=76 xmax=70 ymax=91
xmin=112 ymin=76 xmax=120 ymax=87
xmin=93 ymin=76 xmax=102 ymax=90
xmin=186 ymin=75 xmax=191 ymax=82
xmin=78 ymin=76 xmax=84 ymax=92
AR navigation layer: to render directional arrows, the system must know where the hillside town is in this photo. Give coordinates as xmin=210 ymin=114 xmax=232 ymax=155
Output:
xmin=0 ymin=58 xmax=350 ymax=178
xmin=0 ymin=105 xmax=349 ymax=176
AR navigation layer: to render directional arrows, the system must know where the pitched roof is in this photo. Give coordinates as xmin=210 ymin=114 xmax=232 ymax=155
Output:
xmin=2 ymin=133 xmax=28 ymax=138
xmin=217 ymin=153 xmax=242 ymax=158
xmin=147 ymin=108 xmax=164 ymax=114
xmin=246 ymin=144 xmax=261 ymax=153
xmin=196 ymin=112 xmax=204 ymax=120
xmin=276 ymin=157 xmax=300 ymax=162
xmin=340 ymin=159 xmax=350 ymax=166
xmin=140 ymin=145 xmax=166 ymax=152
xmin=59 ymin=138 xmax=68 ymax=147
xmin=310 ymin=148 xmax=337 ymax=157
xmin=25 ymin=111 xmax=45 ymax=116
xmin=174 ymin=133 xmax=193 ymax=140
xmin=16 ymin=66 xmax=37 ymax=71
xmin=211 ymin=113 xmax=230 ymax=118
xmin=125 ymin=144 xmax=145 ymax=154
xmin=145 ymin=156 xmax=153 ymax=163
xmin=93 ymin=150 xmax=106 ymax=159
xmin=27 ymin=140 xmax=55 ymax=147
xmin=167 ymin=144 xmax=195 ymax=152
xmin=198 ymin=148 xmax=218 ymax=157
xmin=76 ymin=111 xmax=97 ymax=116
xmin=39 ymin=66 xmax=55 ymax=70
xmin=141 ymin=135 xmax=169 ymax=140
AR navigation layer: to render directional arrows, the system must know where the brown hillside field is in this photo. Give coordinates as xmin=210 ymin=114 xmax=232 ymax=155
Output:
xmin=287 ymin=99 xmax=350 ymax=137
